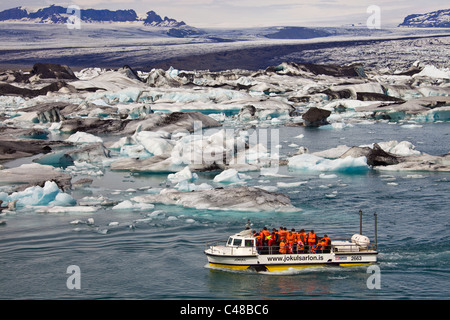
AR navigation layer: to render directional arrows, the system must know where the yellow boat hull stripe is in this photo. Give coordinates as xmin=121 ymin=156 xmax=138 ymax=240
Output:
xmin=265 ymin=264 xmax=325 ymax=272
xmin=209 ymin=263 xmax=250 ymax=270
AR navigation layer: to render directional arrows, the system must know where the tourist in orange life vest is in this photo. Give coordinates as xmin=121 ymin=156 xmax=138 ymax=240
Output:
xmin=309 ymin=243 xmax=317 ymax=253
xmin=298 ymin=229 xmax=307 ymax=244
xmin=307 ymin=230 xmax=317 ymax=245
xmin=254 ymin=231 xmax=263 ymax=252
xmin=272 ymin=228 xmax=280 ymax=245
xmin=297 ymin=240 xmax=305 ymax=253
xmin=307 ymin=230 xmax=317 ymax=253
xmin=317 ymin=238 xmax=326 ymax=253
xmin=321 ymin=234 xmax=331 ymax=253
xmin=286 ymin=231 xmax=295 ymax=254
xmin=279 ymin=240 xmax=287 ymax=254
xmin=262 ymin=227 xmax=270 ymax=239
xmin=279 ymin=227 xmax=287 ymax=242
xmin=268 ymin=231 xmax=277 ymax=254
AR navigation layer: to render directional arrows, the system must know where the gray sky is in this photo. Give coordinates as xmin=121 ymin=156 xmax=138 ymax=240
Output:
xmin=0 ymin=0 xmax=447 ymax=28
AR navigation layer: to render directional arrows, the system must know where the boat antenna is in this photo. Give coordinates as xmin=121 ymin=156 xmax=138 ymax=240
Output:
xmin=359 ymin=209 xmax=363 ymax=235
xmin=374 ymin=212 xmax=378 ymax=250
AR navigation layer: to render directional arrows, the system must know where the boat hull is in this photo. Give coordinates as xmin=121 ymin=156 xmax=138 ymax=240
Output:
xmin=205 ymin=251 xmax=377 ymax=272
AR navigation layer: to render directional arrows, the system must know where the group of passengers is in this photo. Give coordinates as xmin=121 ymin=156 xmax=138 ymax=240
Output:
xmin=252 ymin=227 xmax=331 ymax=255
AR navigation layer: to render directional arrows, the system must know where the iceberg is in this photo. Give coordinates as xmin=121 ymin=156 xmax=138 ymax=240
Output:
xmin=112 ymin=200 xmax=155 ymax=211
xmin=66 ymin=131 xmax=103 ymax=144
xmin=5 ymin=181 xmax=76 ymax=208
xmin=37 ymin=206 xmax=99 ymax=214
xmin=377 ymin=140 xmax=421 ymax=156
xmin=132 ymin=186 xmax=297 ymax=212
xmin=213 ymin=169 xmax=252 ymax=184
xmin=288 ymin=154 xmax=369 ymax=173
xmin=133 ymin=130 xmax=174 ymax=156
xmin=167 ymin=166 xmax=198 ymax=184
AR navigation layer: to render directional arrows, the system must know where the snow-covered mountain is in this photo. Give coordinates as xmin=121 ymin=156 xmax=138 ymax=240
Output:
xmin=399 ymin=9 xmax=450 ymax=28
xmin=0 ymin=5 xmax=186 ymax=27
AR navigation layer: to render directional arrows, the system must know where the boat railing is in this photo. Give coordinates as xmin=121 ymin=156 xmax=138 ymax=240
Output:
xmin=206 ymin=239 xmax=377 ymax=255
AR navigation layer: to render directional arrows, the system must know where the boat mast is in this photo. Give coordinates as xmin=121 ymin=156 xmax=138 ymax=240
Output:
xmin=374 ymin=212 xmax=378 ymax=250
xmin=359 ymin=209 xmax=363 ymax=235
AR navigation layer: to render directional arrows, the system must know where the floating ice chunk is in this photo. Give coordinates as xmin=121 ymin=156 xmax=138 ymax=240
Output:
xmin=276 ymin=181 xmax=308 ymax=188
xmin=174 ymin=181 xmax=213 ymax=192
xmin=288 ymin=154 xmax=369 ymax=173
xmin=37 ymin=206 xmax=99 ymax=214
xmin=7 ymin=181 xmax=75 ymax=208
xmin=66 ymin=131 xmax=103 ymax=144
xmin=319 ymin=173 xmax=338 ymax=179
xmin=400 ymin=124 xmax=423 ymax=129
xmin=49 ymin=192 xmax=77 ymax=207
xmin=48 ymin=122 xmax=62 ymax=131
xmin=404 ymin=174 xmax=425 ymax=179
xmin=294 ymin=134 xmax=304 ymax=139
xmin=377 ymin=140 xmax=421 ymax=156
xmin=119 ymin=145 xmax=152 ymax=159
xmin=255 ymin=185 xmax=279 ymax=192
xmin=112 ymin=200 xmax=155 ymax=211
xmin=213 ymin=169 xmax=252 ymax=183
xmin=133 ymin=131 xmax=173 ymax=156
xmin=108 ymin=222 xmax=119 ymax=226
xmin=167 ymin=166 xmax=198 ymax=184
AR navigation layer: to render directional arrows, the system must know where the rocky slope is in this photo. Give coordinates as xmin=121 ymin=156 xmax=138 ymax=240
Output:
xmin=399 ymin=9 xmax=450 ymax=28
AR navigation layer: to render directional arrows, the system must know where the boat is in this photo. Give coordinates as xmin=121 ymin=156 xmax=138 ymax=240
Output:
xmin=204 ymin=212 xmax=378 ymax=272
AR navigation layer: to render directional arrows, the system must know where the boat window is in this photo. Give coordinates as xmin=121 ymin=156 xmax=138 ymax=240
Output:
xmin=227 ymin=237 xmax=233 ymax=245
xmin=233 ymin=239 xmax=242 ymax=247
xmin=245 ymin=239 xmax=254 ymax=247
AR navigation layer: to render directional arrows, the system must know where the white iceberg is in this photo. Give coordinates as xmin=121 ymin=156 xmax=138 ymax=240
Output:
xmin=213 ymin=169 xmax=252 ymax=184
xmin=66 ymin=131 xmax=103 ymax=144
xmin=288 ymin=154 xmax=369 ymax=173
xmin=112 ymin=200 xmax=155 ymax=211
xmin=377 ymin=140 xmax=421 ymax=156
xmin=133 ymin=130 xmax=174 ymax=156
xmin=5 ymin=181 xmax=76 ymax=208
xmin=167 ymin=166 xmax=198 ymax=184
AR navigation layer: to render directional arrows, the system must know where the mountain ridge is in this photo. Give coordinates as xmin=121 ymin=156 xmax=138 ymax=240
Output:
xmin=399 ymin=8 xmax=450 ymax=28
xmin=0 ymin=5 xmax=186 ymax=27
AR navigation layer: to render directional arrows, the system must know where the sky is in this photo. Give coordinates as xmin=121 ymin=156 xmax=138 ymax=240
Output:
xmin=0 ymin=0 xmax=448 ymax=28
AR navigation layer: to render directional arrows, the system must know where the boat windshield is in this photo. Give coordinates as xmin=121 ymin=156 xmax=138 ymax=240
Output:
xmin=227 ymin=237 xmax=254 ymax=247
xmin=245 ymin=239 xmax=255 ymax=247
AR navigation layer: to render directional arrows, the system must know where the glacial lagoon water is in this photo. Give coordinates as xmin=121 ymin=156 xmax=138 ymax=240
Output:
xmin=0 ymin=121 xmax=449 ymax=300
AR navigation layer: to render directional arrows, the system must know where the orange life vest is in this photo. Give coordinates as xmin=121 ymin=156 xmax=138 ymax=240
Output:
xmin=286 ymin=233 xmax=295 ymax=244
xmin=279 ymin=241 xmax=286 ymax=254
xmin=308 ymin=232 xmax=316 ymax=245
xmin=299 ymin=232 xmax=307 ymax=243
